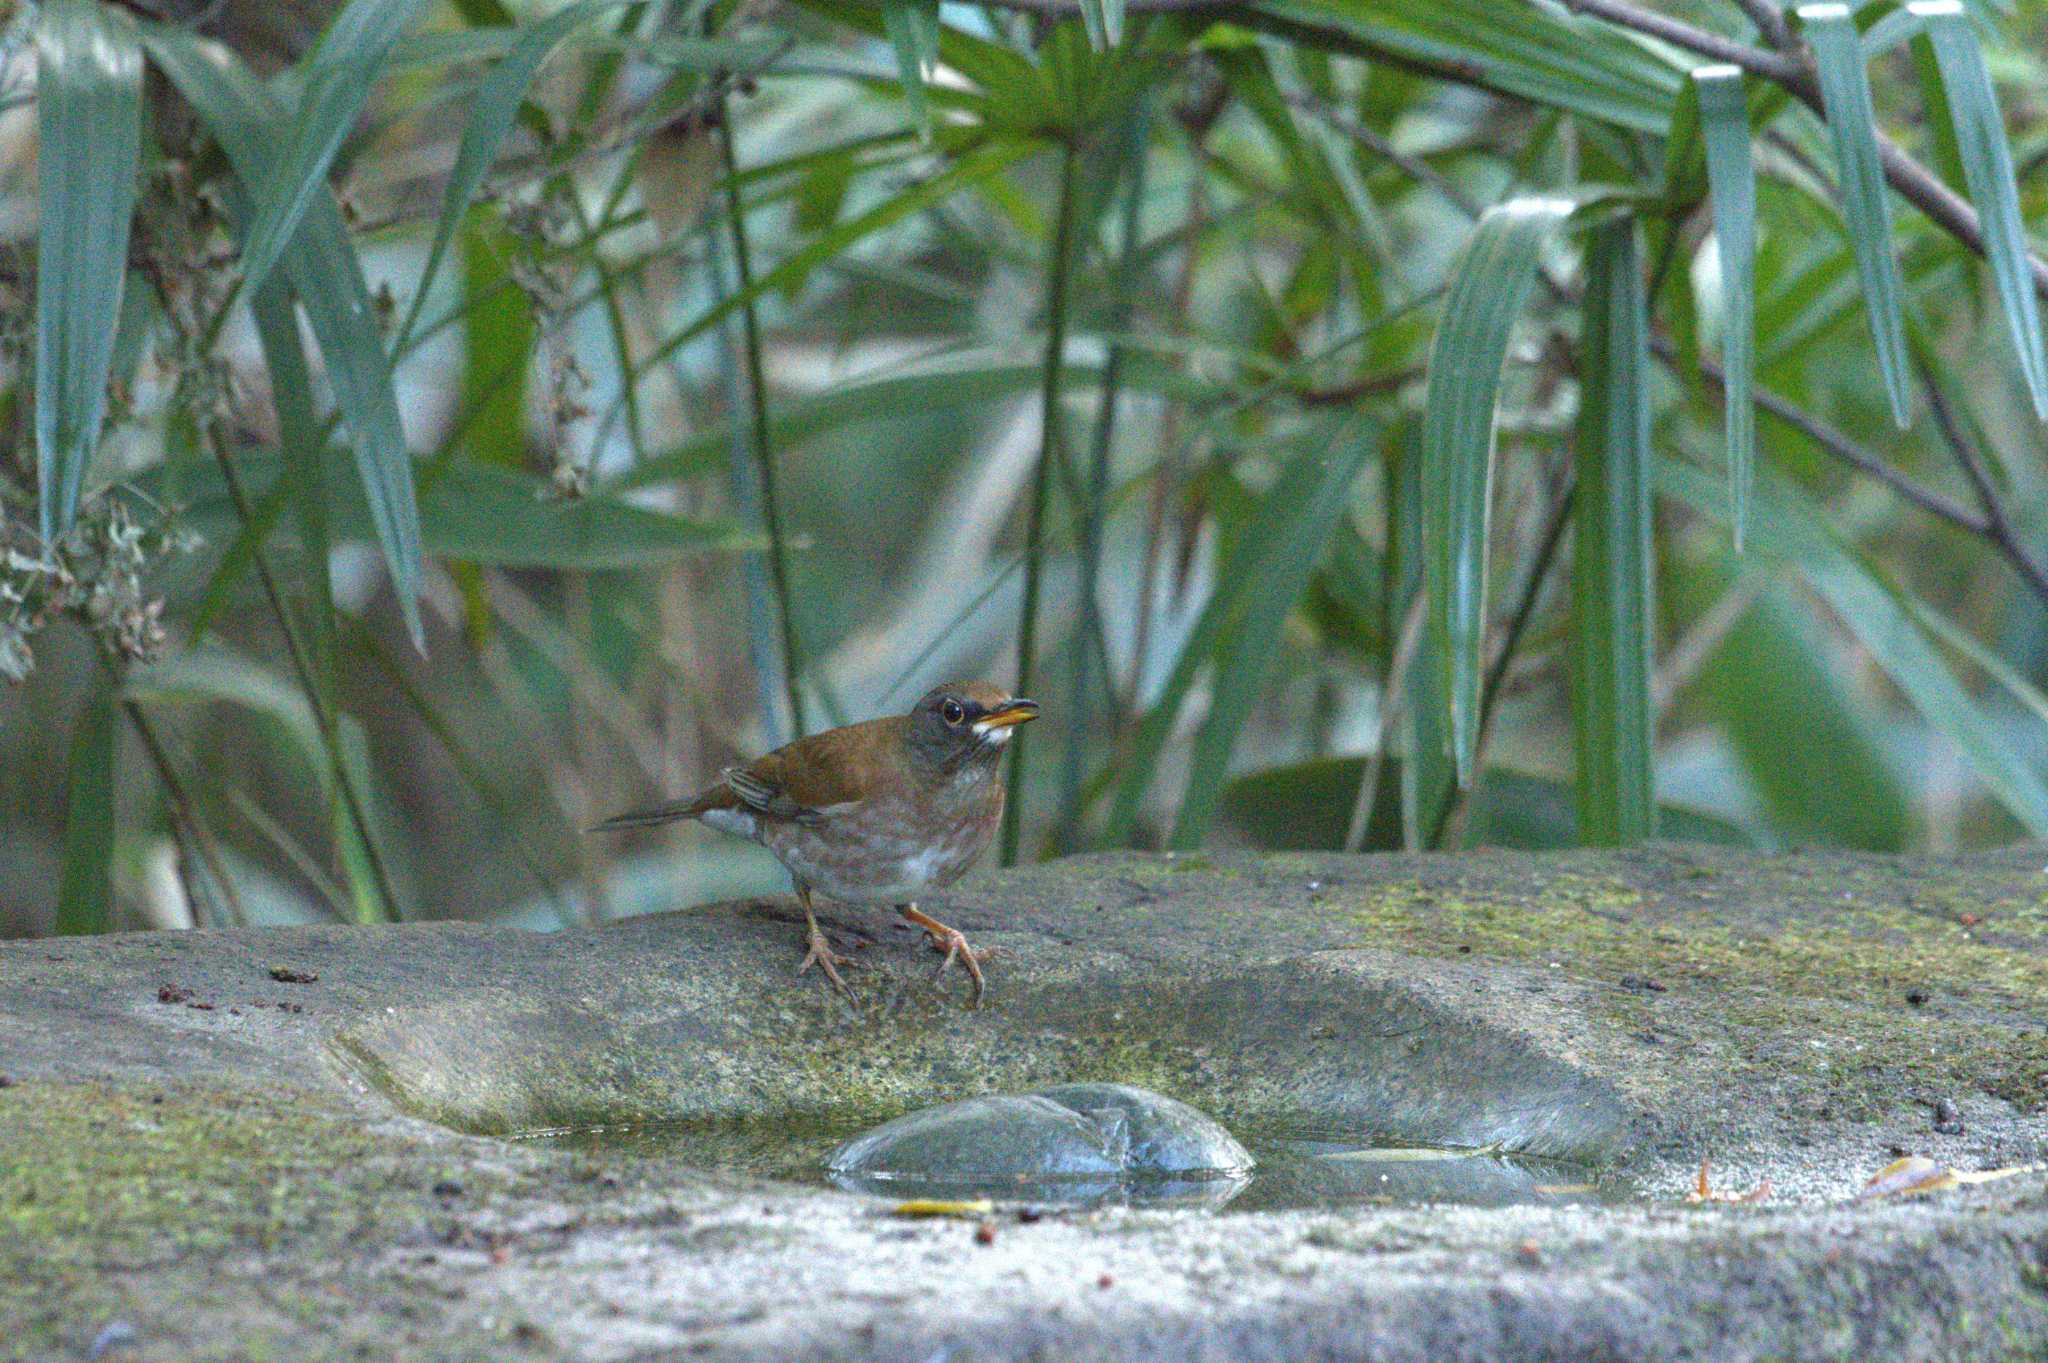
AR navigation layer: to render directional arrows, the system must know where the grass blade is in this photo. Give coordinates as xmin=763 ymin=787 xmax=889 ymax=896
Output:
xmin=1170 ymin=419 xmax=1377 ymax=847
xmin=1798 ymin=3 xmax=1913 ymax=427
xmin=394 ymin=0 xmax=627 ymax=350
xmin=1422 ymin=195 xmax=1571 ymax=786
xmin=1102 ymin=416 xmax=1368 ymax=845
xmin=1913 ymin=0 xmax=2048 ymax=419
xmin=1693 ymin=65 xmax=1757 ymax=549
xmin=235 ymin=0 xmax=433 ymax=297
xmin=881 ymin=0 xmax=940 ymax=139
xmin=55 ymin=680 xmax=118 ymax=935
xmin=1571 ymin=218 xmax=1656 ymax=845
xmin=35 ymin=0 xmax=142 ymax=541
xmin=144 ymin=25 xmax=428 ymax=648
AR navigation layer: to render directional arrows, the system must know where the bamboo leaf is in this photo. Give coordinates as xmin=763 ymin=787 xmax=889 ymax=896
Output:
xmin=235 ymin=0 xmax=434 ymax=297
xmin=169 ymin=448 xmax=759 ymax=570
xmin=55 ymin=681 xmax=118 ymax=936
xmin=144 ymin=25 xmax=428 ymax=648
xmin=1170 ymin=419 xmax=1378 ymax=848
xmin=1571 ymin=218 xmax=1656 ymax=845
xmin=631 ymin=140 xmax=1035 ymax=383
xmin=882 ymin=0 xmax=940 ymax=139
xmin=1389 ymin=421 xmax=1455 ymax=849
xmin=1074 ymin=0 xmax=1113 ymax=50
xmin=1662 ymin=458 xmax=2048 ymax=836
xmin=394 ymin=0 xmax=628 ymax=350
xmin=1912 ymin=0 xmax=2048 ymax=419
xmin=35 ymin=0 xmax=143 ymax=541
xmin=1694 ymin=65 xmax=1758 ymax=547
xmin=1797 ymin=3 xmax=1913 ymax=427
xmin=1422 ymin=195 xmax=1572 ymax=787
xmin=1241 ymin=0 xmax=1685 ymax=134
xmin=1103 ymin=417 xmax=1365 ymax=845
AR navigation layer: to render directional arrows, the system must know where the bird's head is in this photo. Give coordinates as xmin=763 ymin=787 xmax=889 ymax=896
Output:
xmin=906 ymin=681 xmax=1039 ymax=775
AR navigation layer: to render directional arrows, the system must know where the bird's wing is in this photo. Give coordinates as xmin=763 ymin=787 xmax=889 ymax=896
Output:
xmin=739 ymin=716 xmax=908 ymax=822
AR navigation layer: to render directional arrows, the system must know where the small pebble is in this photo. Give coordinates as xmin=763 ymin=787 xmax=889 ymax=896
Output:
xmin=974 ymin=1221 xmax=996 ymax=1246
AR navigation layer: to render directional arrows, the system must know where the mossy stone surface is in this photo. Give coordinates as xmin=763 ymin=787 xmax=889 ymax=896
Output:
xmin=2 ymin=845 xmax=2046 ymax=1361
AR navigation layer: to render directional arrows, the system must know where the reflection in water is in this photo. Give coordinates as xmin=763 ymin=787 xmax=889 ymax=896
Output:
xmin=529 ymin=1120 xmax=1608 ymax=1212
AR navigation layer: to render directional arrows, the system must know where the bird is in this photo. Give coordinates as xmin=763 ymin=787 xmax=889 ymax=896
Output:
xmin=592 ymin=682 xmax=1039 ymax=1002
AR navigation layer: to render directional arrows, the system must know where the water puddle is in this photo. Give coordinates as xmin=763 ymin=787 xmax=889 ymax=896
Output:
xmin=523 ymin=1118 xmax=1612 ymax=1212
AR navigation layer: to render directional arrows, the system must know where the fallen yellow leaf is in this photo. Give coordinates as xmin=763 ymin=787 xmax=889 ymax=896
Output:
xmin=889 ymin=1198 xmax=995 ymax=1218
xmin=1856 ymin=1157 xmax=2045 ymax=1202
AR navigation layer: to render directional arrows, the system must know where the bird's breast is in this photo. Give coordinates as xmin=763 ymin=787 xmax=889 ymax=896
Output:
xmin=758 ymin=782 xmax=1000 ymax=903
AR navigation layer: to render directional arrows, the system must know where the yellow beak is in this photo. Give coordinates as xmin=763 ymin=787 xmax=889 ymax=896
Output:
xmin=976 ymin=699 xmax=1040 ymax=730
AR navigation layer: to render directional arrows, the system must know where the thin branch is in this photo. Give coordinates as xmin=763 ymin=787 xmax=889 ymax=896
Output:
xmin=1652 ymin=335 xmax=1987 ymax=533
xmin=1554 ymin=0 xmax=1801 ymax=82
xmin=717 ymin=99 xmax=809 ymax=740
xmin=122 ymin=701 xmax=250 ymax=927
xmin=1003 ymin=139 xmax=1083 ymax=867
xmin=208 ymin=444 xmax=408 ymax=923
xmin=1920 ymin=365 xmax=2048 ymax=602
xmin=1431 ymin=471 xmax=1577 ymax=850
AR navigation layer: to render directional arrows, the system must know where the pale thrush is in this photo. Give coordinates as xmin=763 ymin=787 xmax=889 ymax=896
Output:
xmin=594 ymin=682 xmax=1039 ymax=1000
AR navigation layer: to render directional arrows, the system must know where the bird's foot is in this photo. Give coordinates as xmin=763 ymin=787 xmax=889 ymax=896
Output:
xmin=899 ymin=905 xmax=998 ymax=1004
xmin=796 ymin=924 xmax=858 ymax=997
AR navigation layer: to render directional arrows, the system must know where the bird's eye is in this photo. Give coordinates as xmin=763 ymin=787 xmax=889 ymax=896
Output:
xmin=941 ymin=699 xmax=965 ymax=726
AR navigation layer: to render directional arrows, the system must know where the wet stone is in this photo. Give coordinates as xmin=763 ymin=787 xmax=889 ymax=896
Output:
xmin=828 ymin=1082 xmax=1253 ymax=1205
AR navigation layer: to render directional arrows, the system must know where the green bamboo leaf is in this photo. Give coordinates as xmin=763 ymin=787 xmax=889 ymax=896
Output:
xmin=1571 ymin=218 xmax=1655 ymax=846
xmin=394 ymin=0 xmax=628 ymax=351
xmin=144 ymin=25 xmax=427 ymax=649
xmin=1170 ymin=419 xmax=1378 ymax=848
xmin=1241 ymin=0 xmax=1685 ymax=133
xmin=1913 ymin=0 xmax=2048 ymax=419
xmin=35 ymin=0 xmax=143 ymax=542
xmin=1662 ymin=458 xmax=2048 ymax=836
xmin=235 ymin=0 xmax=433 ymax=297
xmin=1693 ymin=65 xmax=1757 ymax=548
xmin=1389 ymin=421 xmax=1455 ymax=849
xmin=1422 ymin=196 xmax=1572 ymax=787
xmin=881 ymin=0 xmax=940 ymax=139
xmin=1073 ymin=0 xmax=1114 ymax=49
xmin=1797 ymin=3 xmax=1913 ymax=427
xmin=1103 ymin=417 xmax=1364 ymax=845
xmin=123 ymin=647 xmax=323 ymax=776
xmin=628 ymin=140 xmax=1037 ymax=383
xmin=169 ymin=448 xmax=759 ymax=570
xmin=55 ymin=681 xmax=118 ymax=936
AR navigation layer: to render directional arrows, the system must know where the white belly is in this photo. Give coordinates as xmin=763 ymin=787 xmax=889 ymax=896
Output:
xmin=756 ymin=797 xmax=994 ymax=903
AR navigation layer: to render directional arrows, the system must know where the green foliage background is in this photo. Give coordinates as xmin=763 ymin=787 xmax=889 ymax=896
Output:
xmin=5 ymin=0 xmax=2048 ymax=935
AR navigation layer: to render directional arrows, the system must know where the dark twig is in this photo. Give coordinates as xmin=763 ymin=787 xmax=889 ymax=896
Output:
xmin=1919 ymin=365 xmax=2048 ymax=602
xmin=122 ymin=701 xmax=249 ymax=926
xmin=1430 ymin=472 xmax=1577 ymax=850
xmin=718 ymin=97 xmax=809 ymax=740
xmin=208 ymin=442 xmax=407 ymax=922
xmin=1652 ymin=337 xmax=1988 ymax=534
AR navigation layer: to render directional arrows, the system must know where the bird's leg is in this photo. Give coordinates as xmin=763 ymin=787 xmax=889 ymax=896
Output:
xmin=794 ymin=882 xmax=856 ymax=996
xmin=898 ymin=903 xmax=998 ymax=1003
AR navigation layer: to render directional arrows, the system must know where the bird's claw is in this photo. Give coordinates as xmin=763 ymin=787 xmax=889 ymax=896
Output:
xmin=923 ymin=926 xmax=999 ymax=1004
xmin=797 ymin=927 xmax=858 ymax=997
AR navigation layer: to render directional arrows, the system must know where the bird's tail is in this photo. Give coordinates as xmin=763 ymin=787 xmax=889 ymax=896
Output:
xmin=586 ymin=797 xmax=707 ymax=833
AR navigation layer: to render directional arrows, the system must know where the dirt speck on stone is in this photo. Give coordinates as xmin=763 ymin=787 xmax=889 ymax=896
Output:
xmin=268 ymin=966 xmax=318 ymax=984
xmin=975 ymin=1221 xmax=997 ymax=1246
xmin=156 ymin=984 xmax=193 ymax=1005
